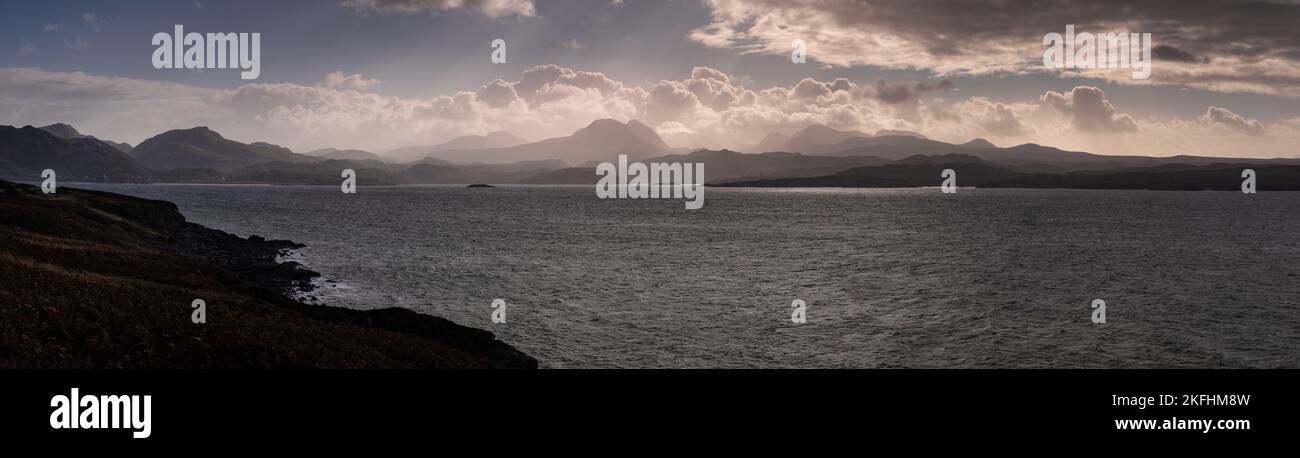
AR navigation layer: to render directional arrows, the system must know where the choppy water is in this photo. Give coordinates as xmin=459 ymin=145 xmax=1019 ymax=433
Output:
xmin=75 ymin=184 xmax=1300 ymax=368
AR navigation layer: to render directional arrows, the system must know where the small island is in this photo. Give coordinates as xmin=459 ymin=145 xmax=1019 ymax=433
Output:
xmin=466 ymin=183 xmax=495 ymax=188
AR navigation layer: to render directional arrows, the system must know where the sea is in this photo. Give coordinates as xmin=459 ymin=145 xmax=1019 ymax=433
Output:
xmin=72 ymin=183 xmax=1300 ymax=368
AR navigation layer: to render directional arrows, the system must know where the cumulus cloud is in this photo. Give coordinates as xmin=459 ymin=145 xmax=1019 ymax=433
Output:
xmin=1042 ymin=86 xmax=1138 ymax=133
xmin=475 ymin=79 xmax=518 ymax=108
xmin=340 ymin=0 xmax=536 ymax=18
xmin=951 ymin=97 xmax=1032 ymax=137
xmin=1201 ymin=106 xmax=1266 ymax=136
xmin=692 ymin=0 xmax=1300 ymax=96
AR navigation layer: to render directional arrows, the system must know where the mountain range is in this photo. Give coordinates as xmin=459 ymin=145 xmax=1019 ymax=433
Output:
xmin=0 ymin=125 xmax=150 ymax=182
xmin=303 ymin=148 xmax=391 ymax=163
xmin=386 ymin=131 xmax=528 ymax=163
xmin=131 ymin=126 xmax=314 ymax=171
xmin=422 ymin=119 xmax=671 ymax=165
xmin=718 ymin=155 xmax=1300 ymax=191
xmin=39 ymin=123 xmax=134 ymax=154
xmin=2 ymin=120 xmax=1298 ymax=190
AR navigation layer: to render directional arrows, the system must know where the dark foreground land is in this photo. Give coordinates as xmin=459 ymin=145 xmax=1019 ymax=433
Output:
xmin=0 ymin=180 xmax=535 ymax=368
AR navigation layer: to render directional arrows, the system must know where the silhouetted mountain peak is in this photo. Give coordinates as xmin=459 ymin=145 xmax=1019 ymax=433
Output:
xmin=38 ymin=123 xmax=134 ymax=153
xmin=874 ymin=129 xmax=928 ymax=139
xmin=782 ymin=123 xmax=873 ymax=153
xmin=0 ymin=124 xmax=149 ymax=181
xmin=792 ymin=123 xmax=869 ymax=140
xmin=572 ymin=119 xmax=669 ymax=150
xmin=155 ymin=126 xmax=223 ymax=142
xmin=133 ymin=126 xmax=312 ymax=171
xmin=39 ymin=123 xmax=83 ymax=139
xmin=962 ymin=138 xmax=997 ymax=149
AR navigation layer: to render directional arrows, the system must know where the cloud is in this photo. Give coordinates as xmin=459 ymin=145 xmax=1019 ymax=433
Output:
xmin=475 ymin=79 xmax=518 ymax=108
xmin=3 ymin=66 xmax=1297 ymax=158
xmin=320 ymin=71 xmax=382 ymax=91
xmin=870 ymin=79 xmax=955 ymax=104
xmin=340 ymin=0 xmax=536 ymax=18
xmin=951 ymin=97 xmax=1031 ymax=136
xmin=692 ymin=0 xmax=1300 ymax=96
xmin=1152 ymin=45 xmax=1207 ymax=64
xmin=63 ymin=37 xmax=90 ymax=51
xmin=555 ymin=38 xmax=584 ymax=50
xmin=1042 ymin=86 xmax=1138 ymax=133
xmin=17 ymin=42 xmax=35 ymax=56
xmin=43 ymin=24 xmax=61 ymax=32
xmin=1201 ymin=106 xmax=1266 ymax=136
xmin=0 ymin=67 xmax=226 ymax=143
xmin=82 ymin=12 xmax=97 ymax=27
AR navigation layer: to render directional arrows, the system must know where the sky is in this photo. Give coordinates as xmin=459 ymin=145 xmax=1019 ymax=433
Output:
xmin=2 ymin=0 xmax=1299 ymax=158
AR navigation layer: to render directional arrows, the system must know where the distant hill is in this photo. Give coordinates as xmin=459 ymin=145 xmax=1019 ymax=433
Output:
xmin=304 ymin=147 xmax=389 ymax=163
xmin=780 ymin=124 xmax=873 ymax=154
xmin=428 ymin=119 xmax=672 ymax=164
xmin=961 ymin=138 xmax=998 ymax=149
xmin=874 ymin=129 xmax=928 ymax=139
xmin=218 ymin=157 xmax=565 ymax=185
xmin=717 ymin=157 xmax=1300 ymax=191
xmin=716 ymin=158 xmax=1031 ymax=188
xmin=387 ymin=131 xmax=528 ymax=163
xmin=644 ymin=149 xmax=889 ymax=183
xmin=0 ymin=125 xmax=150 ymax=182
xmin=132 ymin=127 xmax=317 ymax=172
xmin=38 ymin=123 xmax=134 ymax=154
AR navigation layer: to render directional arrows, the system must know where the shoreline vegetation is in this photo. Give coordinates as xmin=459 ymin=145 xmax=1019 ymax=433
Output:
xmin=0 ymin=180 xmax=536 ymax=368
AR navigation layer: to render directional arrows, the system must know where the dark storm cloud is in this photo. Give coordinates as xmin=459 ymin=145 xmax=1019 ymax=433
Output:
xmin=872 ymin=79 xmax=955 ymax=104
xmin=696 ymin=0 xmax=1300 ymax=95
xmin=1152 ymin=45 xmax=1208 ymax=64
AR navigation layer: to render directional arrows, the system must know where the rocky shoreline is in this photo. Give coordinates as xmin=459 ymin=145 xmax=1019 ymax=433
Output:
xmin=0 ymin=180 xmax=536 ymax=368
